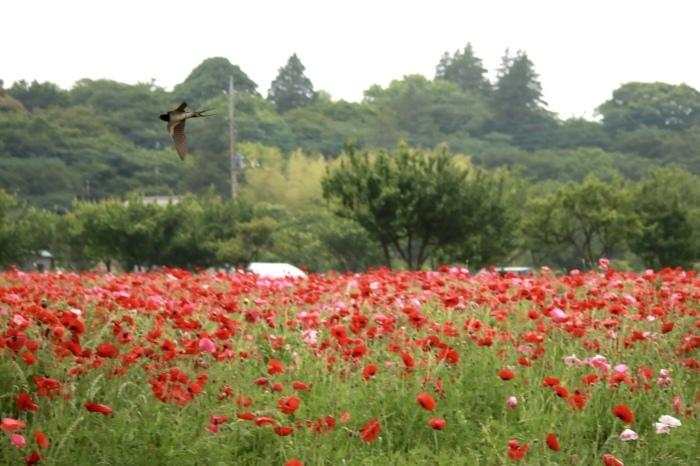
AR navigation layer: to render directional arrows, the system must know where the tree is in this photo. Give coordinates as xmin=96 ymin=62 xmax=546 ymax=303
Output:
xmin=314 ymin=210 xmax=385 ymax=272
xmin=0 ymin=190 xmax=62 ymax=270
xmin=267 ymin=54 xmax=317 ymax=113
xmin=489 ymin=49 xmax=557 ymax=148
xmin=597 ymin=82 xmax=700 ymax=132
xmin=0 ymin=157 xmax=81 ymax=211
xmin=8 ymin=80 xmax=71 ymax=111
xmin=363 ymin=75 xmax=491 ymax=141
xmin=521 ymin=175 xmax=641 ymax=269
xmin=629 ymin=166 xmax=700 ymax=270
xmin=435 ymin=43 xmax=491 ymax=95
xmin=70 ymin=198 xmax=129 ymax=270
xmin=0 ymin=80 xmax=27 ymax=113
xmin=70 ymin=78 xmax=171 ymax=149
xmin=173 ymin=57 xmax=260 ymax=108
xmin=0 ymin=190 xmax=23 ymax=268
xmin=322 ymin=142 xmax=515 ymax=270
xmin=433 ymin=167 xmax=520 ymax=269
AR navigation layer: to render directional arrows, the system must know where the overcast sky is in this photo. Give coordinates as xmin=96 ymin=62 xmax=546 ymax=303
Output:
xmin=4 ymin=0 xmax=698 ymax=119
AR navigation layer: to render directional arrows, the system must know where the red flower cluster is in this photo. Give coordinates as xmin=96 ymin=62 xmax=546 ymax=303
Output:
xmin=0 ymin=264 xmax=697 ymax=465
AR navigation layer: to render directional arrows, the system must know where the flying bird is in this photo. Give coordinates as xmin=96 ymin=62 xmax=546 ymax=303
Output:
xmin=159 ymin=102 xmax=214 ymax=160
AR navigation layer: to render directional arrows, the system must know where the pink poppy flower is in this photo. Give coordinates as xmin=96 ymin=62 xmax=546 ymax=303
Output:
xmin=198 ymin=337 xmax=216 ymax=354
xmin=11 ymin=433 xmax=26 ymax=447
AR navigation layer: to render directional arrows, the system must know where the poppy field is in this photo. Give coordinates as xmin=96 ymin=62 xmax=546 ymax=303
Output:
xmin=1 ymin=264 xmax=700 ymax=465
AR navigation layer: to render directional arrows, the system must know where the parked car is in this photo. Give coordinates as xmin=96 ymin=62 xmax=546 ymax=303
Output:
xmin=246 ymin=262 xmax=307 ymax=279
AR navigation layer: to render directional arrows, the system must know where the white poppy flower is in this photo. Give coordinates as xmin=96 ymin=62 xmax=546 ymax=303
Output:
xmin=658 ymin=415 xmax=681 ymax=427
xmin=654 ymin=422 xmax=671 ymax=434
xmin=619 ymin=428 xmax=638 ymax=441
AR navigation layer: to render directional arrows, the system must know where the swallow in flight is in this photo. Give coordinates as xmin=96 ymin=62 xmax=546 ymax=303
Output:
xmin=159 ymin=102 xmax=214 ymax=160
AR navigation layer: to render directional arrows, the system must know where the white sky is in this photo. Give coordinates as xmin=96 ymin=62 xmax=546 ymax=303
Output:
xmin=3 ymin=0 xmax=698 ymax=119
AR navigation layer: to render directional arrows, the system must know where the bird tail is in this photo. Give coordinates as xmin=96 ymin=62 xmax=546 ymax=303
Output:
xmin=193 ymin=108 xmax=215 ymax=117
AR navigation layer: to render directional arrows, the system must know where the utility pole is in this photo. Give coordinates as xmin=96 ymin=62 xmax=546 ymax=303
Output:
xmin=229 ymin=75 xmax=238 ymax=199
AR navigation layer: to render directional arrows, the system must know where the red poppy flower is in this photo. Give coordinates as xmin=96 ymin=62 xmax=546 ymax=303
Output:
xmin=438 ymin=348 xmax=460 ymax=364
xmin=236 ymin=412 xmax=256 ymax=420
xmin=34 ymin=430 xmax=49 ymax=449
xmin=272 ymin=383 xmax=285 ymax=392
xmin=274 ymin=426 xmax=295 ymax=436
xmin=268 ymin=359 xmax=284 ymax=375
xmin=603 ymin=454 xmax=624 ymax=466
xmin=506 ymin=439 xmax=529 ymax=460
xmin=330 ymin=325 xmax=348 ymax=341
xmin=187 ymin=382 xmax=203 ymax=395
xmin=84 ymin=402 xmax=112 ymax=416
xmin=613 ymin=404 xmax=634 ymax=424
xmin=522 ymin=332 xmax=544 ymax=345
xmin=1 ymin=417 xmax=26 ymax=431
xmin=400 ymin=351 xmax=415 ymax=369
xmin=96 ymin=343 xmax=119 ymax=359
xmin=443 ymin=295 xmax=460 ymax=307
xmin=416 ymin=392 xmax=436 ymax=411
xmin=253 ymin=416 xmax=277 ymax=427
xmin=17 ymin=393 xmax=39 ymax=412
xmin=21 ymin=352 xmax=37 ymax=365
xmin=567 ymin=393 xmax=589 ymax=411
xmin=360 ymin=418 xmax=380 ymax=442
xmin=206 ymin=424 xmax=219 ymax=434
xmin=362 ymin=364 xmax=378 ymax=381
xmin=291 ymin=381 xmax=311 ymax=391
xmin=24 ymin=451 xmax=44 ymax=466
xmin=285 ymin=460 xmax=304 ymax=466
xmin=428 ymin=418 xmax=446 ymax=430
xmin=542 ymin=376 xmax=560 ymax=387
xmin=582 ymin=374 xmax=600 ymax=384
xmin=661 ymin=322 xmax=674 ymax=334
xmin=554 ymin=386 xmax=569 ymax=398
xmin=278 ymin=395 xmax=301 ymax=415
xmin=60 ymin=315 xmax=86 ymax=335
xmin=546 ymin=433 xmax=559 ymax=452
xmin=498 ymin=369 xmax=516 ymax=381
xmin=209 ymin=414 xmax=228 ymax=425
xmin=6 ymin=331 xmax=27 ymax=352
xmin=340 ymin=411 xmax=351 ymax=423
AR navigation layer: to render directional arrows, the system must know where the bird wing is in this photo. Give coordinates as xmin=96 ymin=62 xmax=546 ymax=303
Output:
xmin=175 ymin=102 xmax=187 ymax=112
xmin=169 ymin=120 xmax=188 ymax=160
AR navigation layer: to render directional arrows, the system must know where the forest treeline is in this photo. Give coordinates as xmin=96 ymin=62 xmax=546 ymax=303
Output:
xmin=2 ymin=44 xmax=700 ymax=272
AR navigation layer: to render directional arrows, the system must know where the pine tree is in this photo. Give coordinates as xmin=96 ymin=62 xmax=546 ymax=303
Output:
xmin=434 ymin=43 xmax=490 ymax=95
xmin=267 ymin=54 xmax=317 ymax=113
xmin=489 ymin=49 xmax=556 ymax=148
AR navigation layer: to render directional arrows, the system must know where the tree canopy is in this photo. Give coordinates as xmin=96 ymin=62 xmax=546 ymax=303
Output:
xmin=489 ymin=49 xmax=558 ymax=148
xmin=267 ymin=53 xmax=316 ymax=113
xmin=435 ymin=42 xmax=491 ymax=95
xmin=3 ymin=48 xmax=700 ymax=273
xmin=598 ymin=82 xmax=700 ymax=132
xmin=322 ymin=143 xmax=516 ymax=270
xmin=173 ymin=57 xmax=260 ymax=109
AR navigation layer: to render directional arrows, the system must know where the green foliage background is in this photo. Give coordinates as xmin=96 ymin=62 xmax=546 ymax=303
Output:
xmin=3 ymin=48 xmax=700 ymax=272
